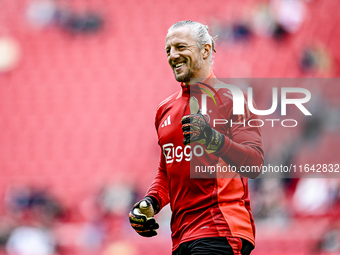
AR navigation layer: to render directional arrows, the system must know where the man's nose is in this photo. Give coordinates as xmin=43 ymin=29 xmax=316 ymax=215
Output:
xmin=169 ymin=48 xmax=180 ymax=61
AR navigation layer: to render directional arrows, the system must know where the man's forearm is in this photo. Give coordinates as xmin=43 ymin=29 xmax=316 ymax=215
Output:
xmin=145 ymin=167 xmax=170 ymax=212
xmin=214 ymin=136 xmax=264 ymax=179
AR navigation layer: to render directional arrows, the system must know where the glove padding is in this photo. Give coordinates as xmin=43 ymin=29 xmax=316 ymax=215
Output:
xmin=181 ymin=112 xmax=224 ymax=154
xmin=129 ymin=198 xmax=159 ymax=237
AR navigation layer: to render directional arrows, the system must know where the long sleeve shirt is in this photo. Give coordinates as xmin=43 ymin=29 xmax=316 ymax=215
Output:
xmin=146 ymin=72 xmax=264 ymax=253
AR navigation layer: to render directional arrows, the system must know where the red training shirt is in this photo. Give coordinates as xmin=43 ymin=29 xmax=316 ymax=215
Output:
xmin=146 ymin=72 xmax=264 ymax=253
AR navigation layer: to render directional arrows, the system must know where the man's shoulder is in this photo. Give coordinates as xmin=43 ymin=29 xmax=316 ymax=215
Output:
xmin=156 ymin=90 xmax=181 ymax=113
xmin=154 ymin=90 xmax=181 ymax=128
xmin=214 ymin=79 xmax=248 ymax=106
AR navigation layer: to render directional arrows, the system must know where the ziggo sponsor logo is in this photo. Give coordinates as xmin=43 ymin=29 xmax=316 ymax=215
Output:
xmin=162 ymin=143 xmax=204 ymax=163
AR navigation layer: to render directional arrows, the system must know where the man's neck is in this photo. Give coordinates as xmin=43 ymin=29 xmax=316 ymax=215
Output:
xmin=184 ymin=68 xmax=212 ymax=86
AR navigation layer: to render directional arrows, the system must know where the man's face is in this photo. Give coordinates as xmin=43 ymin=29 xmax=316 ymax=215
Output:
xmin=165 ymin=27 xmax=203 ymax=83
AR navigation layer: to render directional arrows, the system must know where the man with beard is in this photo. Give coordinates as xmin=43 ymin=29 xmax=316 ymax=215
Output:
xmin=129 ymin=20 xmax=264 ymax=255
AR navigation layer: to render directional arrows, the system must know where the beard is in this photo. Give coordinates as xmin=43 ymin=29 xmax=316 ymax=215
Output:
xmin=174 ymin=56 xmax=203 ymax=83
xmin=175 ymin=68 xmax=193 ymax=83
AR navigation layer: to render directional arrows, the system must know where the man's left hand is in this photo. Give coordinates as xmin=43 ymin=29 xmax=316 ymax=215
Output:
xmin=181 ymin=112 xmax=224 ymax=153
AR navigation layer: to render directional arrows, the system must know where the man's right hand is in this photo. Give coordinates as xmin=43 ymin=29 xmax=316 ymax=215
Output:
xmin=129 ymin=197 xmax=159 ymax=237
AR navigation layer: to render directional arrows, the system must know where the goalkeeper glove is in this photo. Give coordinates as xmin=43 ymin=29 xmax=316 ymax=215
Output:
xmin=129 ymin=197 xmax=159 ymax=237
xmin=181 ymin=97 xmax=224 ymax=153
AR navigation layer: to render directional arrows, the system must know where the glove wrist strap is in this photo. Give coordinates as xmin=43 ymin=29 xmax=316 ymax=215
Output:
xmin=206 ymin=129 xmax=225 ymax=154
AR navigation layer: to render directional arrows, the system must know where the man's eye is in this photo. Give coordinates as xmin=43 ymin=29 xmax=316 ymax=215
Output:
xmin=178 ymin=46 xmax=185 ymax=50
xmin=166 ymin=49 xmax=170 ymax=54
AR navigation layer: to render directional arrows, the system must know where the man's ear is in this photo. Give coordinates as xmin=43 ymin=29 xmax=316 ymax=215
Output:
xmin=202 ymin=44 xmax=212 ymax=60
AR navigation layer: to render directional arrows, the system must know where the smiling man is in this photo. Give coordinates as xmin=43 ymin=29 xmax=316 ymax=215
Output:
xmin=129 ymin=21 xmax=264 ymax=255
xmin=166 ymin=25 xmax=210 ymax=83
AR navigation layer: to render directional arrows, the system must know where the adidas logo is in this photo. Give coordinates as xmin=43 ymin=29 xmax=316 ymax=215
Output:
xmin=161 ymin=115 xmax=171 ymax=128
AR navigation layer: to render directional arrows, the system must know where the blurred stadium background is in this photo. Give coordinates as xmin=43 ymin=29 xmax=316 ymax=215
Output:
xmin=0 ymin=0 xmax=340 ymax=254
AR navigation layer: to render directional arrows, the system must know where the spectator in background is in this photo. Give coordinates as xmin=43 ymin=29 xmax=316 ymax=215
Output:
xmin=293 ymin=178 xmax=338 ymax=215
xmin=0 ymin=216 xmax=16 ymax=252
xmin=316 ymin=221 xmax=340 ymax=253
xmin=211 ymin=21 xmax=252 ymax=44
xmin=270 ymin=0 xmax=306 ymax=34
xmin=58 ymin=11 xmax=104 ymax=34
xmin=252 ymin=0 xmax=306 ymax=41
xmin=3 ymin=187 xmax=64 ymax=255
xmin=300 ymin=43 xmax=333 ymax=76
xmin=6 ymin=226 xmax=56 ymax=255
xmin=270 ymin=0 xmax=306 ymax=41
xmin=252 ymin=3 xmax=276 ymax=37
xmin=252 ymin=179 xmax=288 ymax=220
xmin=5 ymin=187 xmax=64 ymax=223
xmin=26 ymin=0 xmax=57 ymax=28
xmin=98 ymin=183 xmax=136 ymax=217
xmin=26 ymin=0 xmax=104 ymax=34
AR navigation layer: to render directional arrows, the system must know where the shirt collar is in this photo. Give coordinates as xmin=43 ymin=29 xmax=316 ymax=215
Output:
xmin=180 ymin=70 xmax=217 ymax=95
